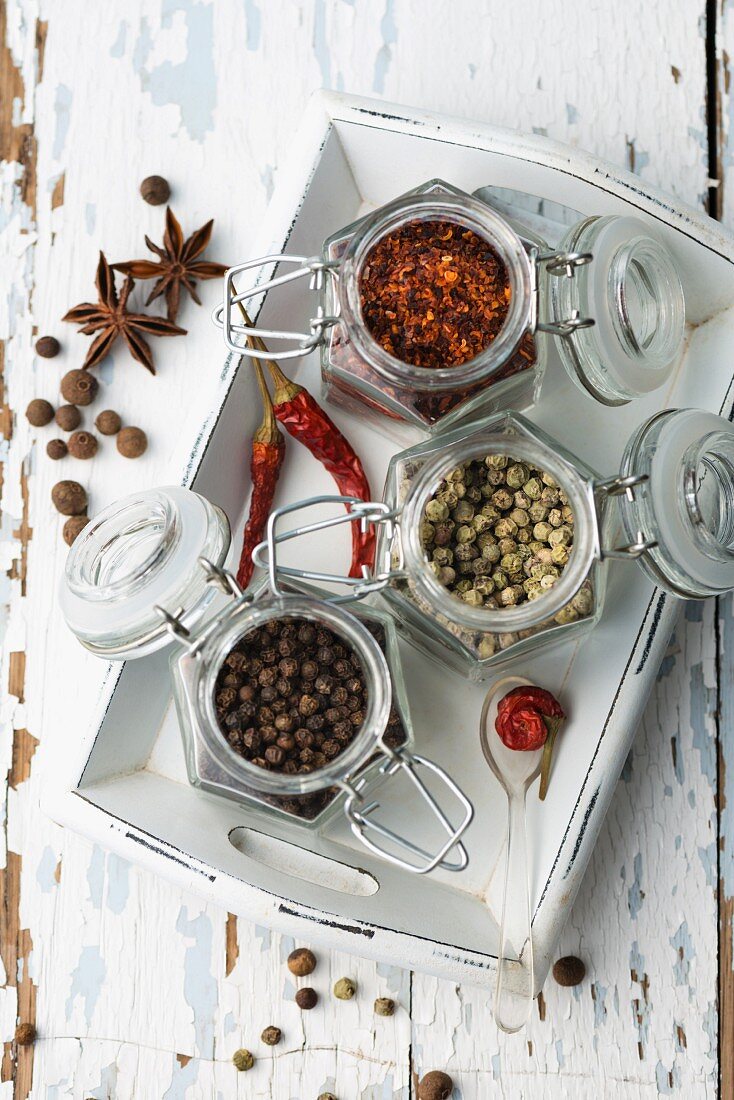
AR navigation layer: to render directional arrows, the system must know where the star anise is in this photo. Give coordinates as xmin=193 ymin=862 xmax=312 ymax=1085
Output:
xmin=62 ymin=252 xmax=186 ymax=374
xmin=113 ymin=207 xmax=228 ymax=323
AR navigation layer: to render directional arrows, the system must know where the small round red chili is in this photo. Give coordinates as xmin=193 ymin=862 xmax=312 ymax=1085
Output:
xmin=496 ymin=686 xmax=564 ymax=752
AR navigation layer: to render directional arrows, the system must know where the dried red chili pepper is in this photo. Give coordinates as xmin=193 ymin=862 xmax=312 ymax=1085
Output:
xmin=236 ymin=362 xmax=285 ymax=589
xmin=495 ymin=685 xmax=565 ymax=800
xmin=234 ymin=301 xmax=374 ymax=578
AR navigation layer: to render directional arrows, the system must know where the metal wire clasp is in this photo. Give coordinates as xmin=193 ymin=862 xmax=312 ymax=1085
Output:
xmin=594 ymin=472 xmax=658 ymax=559
xmin=536 ymin=249 xmax=595 ymax=338
xmin=212 ymin=256 xmax=340 ymax=360
xmin=153 ymin=558 xmax=251 ymax=654
xmin=251 ymin=495 xmax=405 ymax=602
xmin=340 ymin=746 xmax=473 ymax=874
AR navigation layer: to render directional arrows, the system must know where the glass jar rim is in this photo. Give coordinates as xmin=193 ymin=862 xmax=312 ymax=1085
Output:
xmin=399 ymin=424 xmax=598 ymax=632
xmin=196 ymin=594 xmax=392 ymax=796
xmin=338 ymin=191 xmax=534 ymax=392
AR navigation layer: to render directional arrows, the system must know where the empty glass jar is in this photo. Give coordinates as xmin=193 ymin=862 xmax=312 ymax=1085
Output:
xmin=60 ymin=487 xmax=473 ymax=874
xmin=215 ymin=179 xmax=685 ymax=436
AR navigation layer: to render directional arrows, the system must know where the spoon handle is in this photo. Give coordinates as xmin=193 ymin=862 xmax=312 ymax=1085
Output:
xmin=495 ymin=790 xmax=535 ymax=1033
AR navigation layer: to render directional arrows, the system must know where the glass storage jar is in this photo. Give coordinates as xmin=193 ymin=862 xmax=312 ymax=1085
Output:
xmin=214 ymin=179 xmax=685 ymax=436
xmin=266 ymin=409 xmax=734 ymax=680
xmin=60 ymin=487 xmax=473 ymax=875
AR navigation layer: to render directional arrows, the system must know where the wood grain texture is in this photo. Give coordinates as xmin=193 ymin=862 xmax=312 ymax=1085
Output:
xmin=0 ymin=1 xmax=723 ymax=1096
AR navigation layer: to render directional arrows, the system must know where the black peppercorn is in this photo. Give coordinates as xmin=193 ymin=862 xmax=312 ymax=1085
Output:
xmin=287 ymin=948 xmax=317 ymax=976
xmin=35 ymin=335 xmax=60 ymax=358
xmin=47 ymin=438 xmax=67 ymax=460
xmin=140 ymin=174 xmax=171 ymax=205
xmin=295 ymin=987 xmax=318 ymax=1010
xmin=552 ymin=955 xmax=586 ymax=987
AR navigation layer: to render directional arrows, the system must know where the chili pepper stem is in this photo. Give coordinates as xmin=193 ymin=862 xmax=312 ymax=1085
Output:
xmin=252 ymin=360 xmax=281 ymax=445
xmin=538 ymin=715 xmax=563 ymax=800
xmin=232 ymin=284 xmax=303 ymax=404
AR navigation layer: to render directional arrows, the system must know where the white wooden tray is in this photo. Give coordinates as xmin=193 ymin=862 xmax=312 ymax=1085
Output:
xmin=44 ymin=91 xmax=734 ymax=994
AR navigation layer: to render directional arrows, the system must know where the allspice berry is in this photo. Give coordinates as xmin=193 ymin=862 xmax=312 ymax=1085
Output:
xmin=47 ymin=438 xmax=68 ymax=460
xmin=333 ymin=977 xmax=356 ymax=1001
xmin=140 ymin=175 xmax=170 ymax=205
xmin=417 ymin=1070 xmax=454 ymax=1100
xmin=260 ymin=1025 xmax=281 ymax=1046
xmin=25 ymin=398 xmax=54 ymax=426
xmin=51 ymin=480 xmax=87 ymax=516
xmin=287 ymin=947 xmax=316 ymax=977
xmin=552 ymin=955 xmax=586 ymax=987
xmin=60 ymin=369 xmax=98 ymax=406
xmin=295 ymin=987 xmax=318 ymax=1010
xmin=374 ymin=997 xmax=395 ymax=1017
xmin=35 ymin=335 xmax=60 ymax=358
xmin=231 ymin=1048 xmax=254 ymax=1072
xmin=55 ymin=404 xmax=81 ymax=431
xmin=95 ymin=409 xmax=121 ymax=435
xmin=68 ymin=430 xmax=98 ymax=460
xmin=14 ymin=1023 xmax=36 ymax=1046
xmin=117 ymin=426 xmax=147 ymax=459
xmin=63 ymin=515 xmax=89 ymax=546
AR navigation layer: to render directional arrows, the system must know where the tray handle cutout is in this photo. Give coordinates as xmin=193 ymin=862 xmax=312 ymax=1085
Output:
xmin=228 ymin=826 xmax=380 ymax=897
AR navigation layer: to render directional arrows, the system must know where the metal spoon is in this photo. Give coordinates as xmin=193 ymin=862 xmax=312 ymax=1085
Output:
xmin=480 ymin=674 xmax=542 ymax=1033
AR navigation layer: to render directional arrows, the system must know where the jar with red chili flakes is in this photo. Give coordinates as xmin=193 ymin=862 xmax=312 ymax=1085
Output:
xmin=216 ymin=180 xmax=685 ymax=437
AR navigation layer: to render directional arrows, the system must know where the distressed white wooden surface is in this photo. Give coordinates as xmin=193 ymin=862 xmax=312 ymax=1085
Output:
xmin=0 ymin=1 xmax=724 ymax=1097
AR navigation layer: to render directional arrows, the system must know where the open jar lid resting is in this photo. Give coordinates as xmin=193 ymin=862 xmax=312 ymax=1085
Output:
xmin=60 ymin=486 xmax=230 ymax=659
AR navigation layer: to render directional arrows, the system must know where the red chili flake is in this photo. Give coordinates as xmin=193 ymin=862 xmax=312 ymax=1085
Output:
xmin=359 ymin=219 xmax=511 ymax=371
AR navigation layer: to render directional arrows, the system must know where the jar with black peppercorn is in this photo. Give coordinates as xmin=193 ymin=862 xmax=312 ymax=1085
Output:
xmin=59 ymin=486 xmax=473 ymax=874
xmin=215 ymin=179 xmax=685 ymax=438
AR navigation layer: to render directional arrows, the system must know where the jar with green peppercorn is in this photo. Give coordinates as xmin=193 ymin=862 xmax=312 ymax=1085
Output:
xmin=59 ymin=487 xmax=472 ymax=875
xmin=216 ymin=179 xmax=684 ymax=438
xmin=370 ymin=407 xmax=734 ymax=677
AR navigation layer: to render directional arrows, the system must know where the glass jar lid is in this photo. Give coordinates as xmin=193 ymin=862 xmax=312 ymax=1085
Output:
xmin=551 ymin=216 xmax=685 ymax=406
xmin=60 ymin=487 xmax=231 ymax=659
xmin=619 ymin=409 xmax=734 ymax=597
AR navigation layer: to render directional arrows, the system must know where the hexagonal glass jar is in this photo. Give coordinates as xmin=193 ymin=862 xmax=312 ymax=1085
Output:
xmin=60 ymin=488 xmax=472 ymax=874
xmin=380 ymin=413 xmax=605 ymax=679
xmin=217 ymin=180 xmax=685 ymax=439
xmin=378 ymin=408 xmax=734 ymax=679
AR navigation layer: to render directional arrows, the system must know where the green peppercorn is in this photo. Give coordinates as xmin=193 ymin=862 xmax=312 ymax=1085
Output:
xmin=375 ymin=997 xmax=395 ymax=1017
xmin=551 ymin=544 xmax=570 ymax=566
xmin=471 ymin=513 xmax=492 ymax=534
xmin=455 ymin=578 xmax=473 ymax=594
xmin=492 ymin=569 xmax=508 ymax=590
xmin=541 ymin=486 xmax=560 ymax=507
xmin=478 ymin=635 xmax=497 ymax=658
xmin=506 ymin=462 xmax=529 ymax=488
xmin=481 ymin=542 xmax=501 ymax=564
xmin=421 ymin=520 xmax=436 ymax=544
xmin=486 ymin=453 xmax=508 ymax=469
xmin=498 ymin=536 xmax=517 ymax=556
xmin=432 ymin=547 xmax=454 ymax=567
xmin=333 ymin=977 xmax=357 ymax=1000
xmin=533 ymin=521 xmax=553 ymax=542
xmin=523 ymin=477 xmax=542 ymax=500
xmin=425 ymin=499 xmax=449 ymax=523
xmin=454 ymin=543 xmax=477 ymax=563
xmin=572 ymin=587 xmax=594 ymax=615
xmin=494 ymin=517 xmax=517 ymax=539
xmin=461 ymin=588 xmax=484 ymax=606
xmin=549 ymin=525 xmax=572 ymax=547
xmin=510 ymin=507 xmax=529 ymax=528
xmin=438 ymin=566 xmax=456 ymax=586
xmin=514 ymin=490 xmax=531 ymax=509
xmin=555 ymin=604 xmax=580 ymax=624
xmin=501 ymin=552 xmax=523 ymax=574
xmin=455 ymin=524 xmax=476 ymax=544
xmin=474 ymin=576 xmax=496 ymax=596
xmin=547 ymin=508 xmax=563 ymax=527
xmin=528 ymin=502 xmax=548 ymax=523
xmin=232 ymin=1049 xmax=254 ymax=1072
xmin=491 ymin=488 xmax=513 ymax=510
